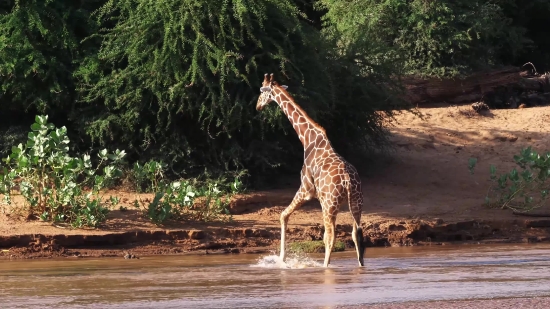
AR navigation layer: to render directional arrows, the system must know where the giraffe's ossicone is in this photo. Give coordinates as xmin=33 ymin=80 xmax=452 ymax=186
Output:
xmin=256 ymin=73 xmax=366 ymax=267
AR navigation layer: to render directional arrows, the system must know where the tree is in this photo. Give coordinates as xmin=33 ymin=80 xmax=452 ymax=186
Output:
xmin=317 ymin=0 xmax=527 ymax=78
xmin=0 ymin=0 xmax=99 ymax=113
xmin=75 ymin=0 xmax=407 ymax=181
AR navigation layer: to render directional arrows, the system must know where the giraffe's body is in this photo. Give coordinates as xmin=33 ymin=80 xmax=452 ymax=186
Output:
xmin=256 ymin=73 xmax=365 ymax=267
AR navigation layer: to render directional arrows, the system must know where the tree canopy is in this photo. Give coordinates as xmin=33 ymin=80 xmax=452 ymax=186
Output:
xmin=1 ymin=0 xmax=549 ymax=184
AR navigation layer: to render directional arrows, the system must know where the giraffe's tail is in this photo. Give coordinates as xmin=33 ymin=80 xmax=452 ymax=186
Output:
xmin=356 ymin=226 xmax=365 ymax=266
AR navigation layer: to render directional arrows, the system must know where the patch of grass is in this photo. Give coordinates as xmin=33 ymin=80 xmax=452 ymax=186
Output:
xmin=288 ymin=240 xmax=346 ymax=253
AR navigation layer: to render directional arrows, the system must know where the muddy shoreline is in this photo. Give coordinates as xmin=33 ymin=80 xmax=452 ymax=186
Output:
xmin=2 ymin=217 xmax=550 ymax=260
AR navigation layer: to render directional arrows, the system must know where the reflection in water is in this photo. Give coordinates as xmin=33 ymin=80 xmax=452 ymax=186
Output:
xmin=1 ymin=244 xmax=550 ymax=308
xmin=323 ymin=268 xmax=336 ymax=285
xmin=320 ymin=268 xmax=337 ymax=309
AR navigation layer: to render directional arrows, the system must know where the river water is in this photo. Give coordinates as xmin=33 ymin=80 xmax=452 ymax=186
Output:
xmin=1 ymin=244 xmax=550 ymax=308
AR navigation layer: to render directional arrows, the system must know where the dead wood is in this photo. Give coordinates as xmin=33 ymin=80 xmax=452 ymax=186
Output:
xmin=403 ymin=67 xmax=521 ymax=105
xmin=402 ymin=66 xmax=550 ymax=108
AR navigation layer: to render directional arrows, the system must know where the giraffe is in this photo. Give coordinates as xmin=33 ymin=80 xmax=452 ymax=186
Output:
xmin=256 ymin=73 xmax=365 ymax=267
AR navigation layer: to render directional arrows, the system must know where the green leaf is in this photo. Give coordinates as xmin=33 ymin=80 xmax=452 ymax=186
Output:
xmin=468 ymin=157 xmax=477 ymax=174
xmin=509 ymin=169 xmax=519 ymax=181
xmin=11 ymin=145 xmax=21 ymax=154
xmin=98 ymin=149 xmax=108 ymax=160
xmin=521 ymin=169 xmax=533 ymax=182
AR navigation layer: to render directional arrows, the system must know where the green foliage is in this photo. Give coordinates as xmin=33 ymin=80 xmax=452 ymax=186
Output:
xmin=318 ymin=0 xmax=527 ymax=78
xmin=131 ymin=160 xmax=167 ymax=193
xmin=467 ymin=157 xmax=477 ymax=175
xmin=4 ymin=0 xmax=550 ymax=188
xmin=495 ymin=0 xmax=550 ymax=70
xmin=289 ymin=240 xmax=346 ymax=253
xmin=468 ymin=147 xmax=550 ymax=213
xmin=75 ymin=0 xmax=306 ymax=176
xmin=0 ymin=115 xmax=126 ymax=228
xmin=132 ymin=160 xmax=244 ymax=225
xmin=0 ymin=0 xmax=99 ymax=113
xmin=74 ymin=0 xmax=407 ymax=180
xmin=0 ymin=126 xmax=27 ymax=160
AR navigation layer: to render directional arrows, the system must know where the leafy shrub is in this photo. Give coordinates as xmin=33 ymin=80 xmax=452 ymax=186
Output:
xmin=468 ymin=147 xmax=550 ymax=212
xmin=0 ymin=0 xmax=99 ymax=112
xmin=0 ymin=115 xmax=125 ymax=228
xmin=0 ymin=126 xmax=27 ymax=160
xmin=131 ymin=161 xmax=167 ymax=193
xmin=146 ymin=180 xmax=235 ymax=225
xmin=318 ymin=0 xmax=527 ymax=78
xmin=496 ymin=0 xmax=550 ymax=71
xmin=132 ymin=160 xmax=244 ymax=225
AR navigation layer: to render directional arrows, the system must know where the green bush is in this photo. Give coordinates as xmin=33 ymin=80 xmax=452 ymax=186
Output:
xmin=73 ymin=0 xmax=407 ymax=181
xmin=131 ymin=160 xmax=167 ymax=193
xmin=496 ymin=0 xmax=550 ymax=70
xmin=318 ymin=0 xmax=527 ymax=78
xmin=132 ymin=160 xmax=244 ymax=225
xmin=8 ymin=0 xmax=550 ymax=185
xmin=0 ymin=126 xmax=27 ymax=160
xmin=0 ymin=115 xmax=125 ymax=228
xmin=468 ymin=147 xmax=550 ymax=213
xmin=0 ymin=0 xmax=99 ymax=113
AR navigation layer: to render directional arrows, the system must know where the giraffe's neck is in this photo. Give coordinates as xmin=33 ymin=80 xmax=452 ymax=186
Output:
xmin=273 ymin=90 xmax=329 ymax=150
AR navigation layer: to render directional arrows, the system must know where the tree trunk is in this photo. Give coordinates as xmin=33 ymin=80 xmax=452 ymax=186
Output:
xmin=520 ymin=75 xmax=550 ymax=92
xmin=402 ymin=66 xmax=549 ymax=106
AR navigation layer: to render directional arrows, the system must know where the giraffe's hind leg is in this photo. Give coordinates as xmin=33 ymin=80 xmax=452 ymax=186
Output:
xmin=349 ymin=197 xmax=365 ymax=267
xmin=322 ymin=206 xmax=338 ymax=267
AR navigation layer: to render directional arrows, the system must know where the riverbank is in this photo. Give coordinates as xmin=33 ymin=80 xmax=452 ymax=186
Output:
xmin=2 ymin=103 xmax=550 ymax=260
xmin=1 ymin=215 xmax=550 ymax=260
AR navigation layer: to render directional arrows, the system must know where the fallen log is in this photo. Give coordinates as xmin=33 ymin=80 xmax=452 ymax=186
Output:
xmin=403 ymin=66 xmax=522 ymax=105
xmin=469 ymin=92 xmax=550 ymax=112
xmin=513 ymin=210 xmax=550 ymax=218
xmin=523 ymin=92 xmax=550 ymax=106
xmin=520 ymin=74 xmax=550 ymax=93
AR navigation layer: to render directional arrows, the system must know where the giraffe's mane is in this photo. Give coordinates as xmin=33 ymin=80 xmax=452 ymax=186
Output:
xmin=274 ymin=85 xmax=326 ymax=134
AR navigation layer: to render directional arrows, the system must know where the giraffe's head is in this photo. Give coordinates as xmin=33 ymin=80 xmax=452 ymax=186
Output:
xmin=256 ymin=73 xmax=288 ymax=111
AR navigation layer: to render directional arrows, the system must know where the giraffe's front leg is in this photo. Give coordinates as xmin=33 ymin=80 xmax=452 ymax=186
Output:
xmin=280 ymin=186 xmax=311 ymax=263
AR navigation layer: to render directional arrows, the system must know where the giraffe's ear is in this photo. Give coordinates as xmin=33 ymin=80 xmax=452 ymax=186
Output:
xmin=280 ymin=85 xmax=288 ymax=90
xmin=260 ymin=86 xmax=271 ymax=92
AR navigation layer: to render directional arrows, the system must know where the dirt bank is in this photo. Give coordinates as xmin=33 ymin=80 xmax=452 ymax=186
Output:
xmin=2 ymin=103 xmax=550 ymax=260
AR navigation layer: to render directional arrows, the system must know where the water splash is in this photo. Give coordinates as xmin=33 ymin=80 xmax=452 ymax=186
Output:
xmin=251 ymin=252 xmax=323 ymax=269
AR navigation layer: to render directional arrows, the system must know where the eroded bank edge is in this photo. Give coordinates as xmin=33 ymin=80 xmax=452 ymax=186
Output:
xmin=1 ymin=218 xmax=550 ymax=259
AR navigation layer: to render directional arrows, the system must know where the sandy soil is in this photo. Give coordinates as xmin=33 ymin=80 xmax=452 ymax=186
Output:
xmin=2 ymin=103 xmax=550 ymax=259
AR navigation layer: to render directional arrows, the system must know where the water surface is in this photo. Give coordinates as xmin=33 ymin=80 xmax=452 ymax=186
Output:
xmin=1 ymin=244 xmax=550 ymax=308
